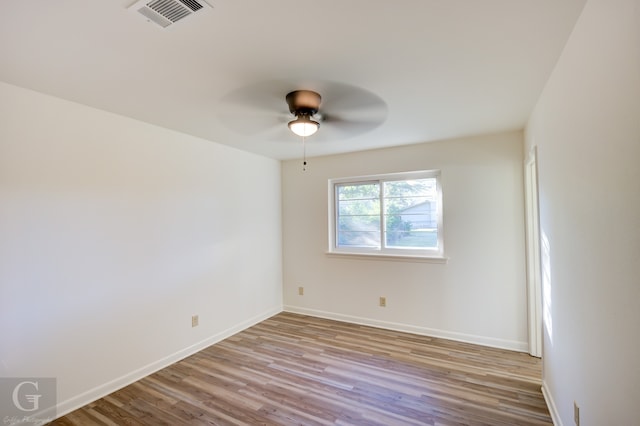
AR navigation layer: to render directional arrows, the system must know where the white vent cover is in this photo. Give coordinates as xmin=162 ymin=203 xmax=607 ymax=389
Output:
xmin=129 ymin=0 xmax=211 ymax=28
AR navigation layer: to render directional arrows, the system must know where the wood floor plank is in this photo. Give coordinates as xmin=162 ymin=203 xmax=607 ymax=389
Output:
xmin=50 ymin=312 xmax=551 ymax=425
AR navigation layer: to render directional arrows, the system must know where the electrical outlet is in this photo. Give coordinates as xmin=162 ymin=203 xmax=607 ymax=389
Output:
xmin=574 ymin=401 xmax=580 ymax=426
xmin=192 ymin=315 xmax=199 ymax=327
xmin=379 ymin=296 xmax=387 ymax=307
xmin=298 ymin=286 xmax=304 ymax=296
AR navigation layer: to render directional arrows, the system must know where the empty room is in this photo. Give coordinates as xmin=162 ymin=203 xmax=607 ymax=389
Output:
xmin=1 ymin=1 xmax=638 ymax=425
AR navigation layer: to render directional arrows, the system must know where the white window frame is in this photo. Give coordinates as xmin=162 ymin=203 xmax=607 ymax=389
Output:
xmin=327 ymin=170 xmax=445 ymax=262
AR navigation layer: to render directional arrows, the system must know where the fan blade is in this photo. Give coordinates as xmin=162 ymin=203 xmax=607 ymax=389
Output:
xmin=312 ymin=118 xmax=383 ymax=142
xmin=220 ymin=80 xmax=293 ymax=111
xmin=218 ymin=105 xmax=288 ymax=136
xmin=217 ymin=80 xmax=295 ymax=136
xmin=319 ymin=84 xmax=386 ymax=117
xmin=314 ymin=82 xmax=387 ymax=140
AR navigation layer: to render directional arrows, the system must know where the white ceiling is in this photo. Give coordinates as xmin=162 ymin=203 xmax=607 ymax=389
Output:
xmin=0 ymin=0 xmax=585 ymax=160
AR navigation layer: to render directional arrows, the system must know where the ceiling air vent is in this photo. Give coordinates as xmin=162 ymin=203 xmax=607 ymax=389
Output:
xmin=129 ymin=0 xmax=211 ymax=28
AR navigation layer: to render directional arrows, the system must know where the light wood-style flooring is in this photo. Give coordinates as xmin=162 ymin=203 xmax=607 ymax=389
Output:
xmin=52 ymin=312 xmax=551 ymax=425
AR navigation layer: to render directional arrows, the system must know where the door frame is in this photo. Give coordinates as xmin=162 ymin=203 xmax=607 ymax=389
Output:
xmin=524 ymin=146 xmax=542 ymax=357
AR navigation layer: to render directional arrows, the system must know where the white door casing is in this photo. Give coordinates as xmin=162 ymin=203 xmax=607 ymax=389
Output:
xmin=524 ymin=147 xmax=542 ymax=357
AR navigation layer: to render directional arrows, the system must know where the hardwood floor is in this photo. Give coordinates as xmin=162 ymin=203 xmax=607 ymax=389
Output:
xmin=52 ymin=312 xmax=551 ymax=425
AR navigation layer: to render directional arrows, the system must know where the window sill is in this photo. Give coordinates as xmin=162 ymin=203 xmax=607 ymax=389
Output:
xmin=325 ymin=251 xmax=449 ymax=263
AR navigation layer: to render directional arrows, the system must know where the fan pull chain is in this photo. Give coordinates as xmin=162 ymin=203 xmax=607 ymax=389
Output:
xmin=302 ymin=135 xmax=307 ymax=172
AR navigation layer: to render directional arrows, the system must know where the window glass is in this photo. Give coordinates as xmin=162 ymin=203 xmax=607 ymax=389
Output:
xmin=336 ymin=183 xmax=380 ymax=248
xmin=383 ymin=178 xmax=438 ymax=249
xmin=330 ymin=171 xmax=443 ymax=257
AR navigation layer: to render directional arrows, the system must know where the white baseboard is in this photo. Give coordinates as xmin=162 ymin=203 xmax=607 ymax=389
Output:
xmin=41 ymin=306 xmax=282 ymax=423
xmin=283 ymin=305 xmax=528 ymax=352
xmin=542 ymin=380 xmax=562 ymax=426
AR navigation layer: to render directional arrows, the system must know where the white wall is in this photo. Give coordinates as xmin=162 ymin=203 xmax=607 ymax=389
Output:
xmin=525 ymin=0 xmax=640 ymax=424
xmin=282 ymin=131 xmax=528 ymax=351
xmin=0 ymin=82 xmax=283 ymax=419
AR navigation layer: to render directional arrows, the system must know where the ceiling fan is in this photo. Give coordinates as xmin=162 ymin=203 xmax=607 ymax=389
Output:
xmin=286 ymin=90 xmax=322 ymax=138
xmin=218 ymin=80 xmax=387 ymax=143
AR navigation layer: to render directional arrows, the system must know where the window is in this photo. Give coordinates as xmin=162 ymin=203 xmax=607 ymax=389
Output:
xmin=329 ymin=170 xmax=444 ymax=259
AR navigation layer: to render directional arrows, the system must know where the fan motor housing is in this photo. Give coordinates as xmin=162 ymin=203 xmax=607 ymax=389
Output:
xmin=286 ymin=90 xmax=321 ymax=115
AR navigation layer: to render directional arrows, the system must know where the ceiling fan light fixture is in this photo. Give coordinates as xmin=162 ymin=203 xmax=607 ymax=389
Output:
xmin=288 ymin=114 xmax=320 ymax=137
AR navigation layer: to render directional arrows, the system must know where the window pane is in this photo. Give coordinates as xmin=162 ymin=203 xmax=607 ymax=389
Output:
xmin=384 ymin=178 xmax=436 ymax=198
xmin=336 ymin=182 xmax=381 ymax=248
xmin=383 ymin=178 xmax=438 ymax=249
xmin=338 ymin=199 xmax=380 ymax=215
xmin=338 ymin=183 xmax=379 ymax=200
xmin=338 ymin=213 xmax=380 ymax=247
xmin=386 ymin=227 xmax=438 ymax=248
xmin=337 ymin=230 xmax=381 ymax=247
xmin=338 ymin=215 xmax=380 ymax=231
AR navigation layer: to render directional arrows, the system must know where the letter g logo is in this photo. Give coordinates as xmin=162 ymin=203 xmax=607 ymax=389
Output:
xmin=12 ymin=380 xmax=42 ymax=412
